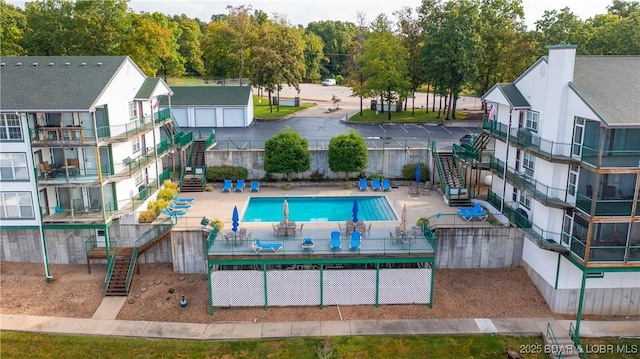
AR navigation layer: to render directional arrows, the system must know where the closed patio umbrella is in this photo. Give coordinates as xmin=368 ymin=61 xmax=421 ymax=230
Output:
xmin=232 ymin=206 xmax=239 ymax=233
xmin=399 ymin=204 xmax=408 ymax=232
xmin=352 ymin=199 xmax=359 ymax=223
xmin=283 ymin=199 xmax=289 ymax=223
xmin=415 ymin=164 xmax=421 ymax=185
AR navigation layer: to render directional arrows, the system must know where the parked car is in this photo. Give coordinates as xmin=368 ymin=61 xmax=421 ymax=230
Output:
xmin=322 ymin=79 xmax=336 ymax=86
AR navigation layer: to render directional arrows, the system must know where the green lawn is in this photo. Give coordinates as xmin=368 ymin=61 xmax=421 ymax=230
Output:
xmin=347 ymin=108 xmax=467 ymax=123
xmin=0 ymin=332 xmax=547 ymax=359
xmin=254 ymin=95 xmax=314 ymax=120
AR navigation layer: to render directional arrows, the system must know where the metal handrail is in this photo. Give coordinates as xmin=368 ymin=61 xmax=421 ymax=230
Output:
xmin=103 ymin=241 xmax=118 ymax=295
xmin=547 ymin=322 xmax=564 ymax=359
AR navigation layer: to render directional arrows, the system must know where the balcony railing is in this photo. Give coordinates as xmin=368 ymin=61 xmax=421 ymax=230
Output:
xmin=103 ymin=139 xmax=169 ymax=180
xmin=581 ymin=145 xmax=640 ymax=168
xmin=32 ymin=126 xmax=94 ymax=145
xmin=488 ymin=155 xmax=505 ymax=177
xmin=501 ymin=166 xmax=572 ymax=209
xmin=97 ymin=109 xmax=169 ymax=141
xmin=575 ymin=193 xmax=635 ymax=216
xmin=482 ymin=118 xmax=575 ymax=163
xmin=204 ymin=129 xmax=216 ymax=149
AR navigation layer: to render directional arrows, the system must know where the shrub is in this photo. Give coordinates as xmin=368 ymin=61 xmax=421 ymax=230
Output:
xmin=416 ymin=217 xmax=429 ymax=227
xmin=370 ymin=174 xmax=384 ymax=180
xmin=402 ymin=163 xmax=429 ymax=182
xmin=210 ymin=218 xmax=224 ymax=232
xmin=283 ymin=183 xmax=291 ymax=190
xmin=206 ymin=166 xmax=248 ymax=182
xmin=204 ymin=184 xmax=213 ymax=192
xmin=148 ymin=199 xmax=169 ymax=215
xmin=345 ymin=182 xmax=353 ymax=189
xmin=138 ymin=210 xmax=157 ymax=223
xmin=157 ymin=186 xmax=177 ymax=201
xmin=309 ymin=170 xmax=325 ymax=181
xmin=163 ymin=180 xmax=178 ymax=190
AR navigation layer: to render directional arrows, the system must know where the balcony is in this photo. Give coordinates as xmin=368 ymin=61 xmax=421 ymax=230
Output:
xmin=31 ymin=126 xmax=96 ymax=147
xmin=575 ymin=193 xmax=636 ymax=217
xmin=97 ymin=109 xmax=171 ymax=144
xmin=482 ymin=118 xmax=577 ymax=164
xmin=487 ymin=155 xmax=505 ymax=177
xmin=581 ymin=146 xmax=640 ymax=168
xmin=102 ymin=139 xmax=169 ymax=182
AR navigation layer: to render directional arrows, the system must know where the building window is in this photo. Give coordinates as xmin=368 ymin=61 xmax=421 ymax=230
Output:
xmin=519 ymin=192 xmax=532 ymax=209
xmin=0 ymin=192 xmax=34 ymax=219
xmin=0 ymin=113 xmax=23 ymax=140
xmin=526 ymin=111 xmax=539 ymax=132
xmin=0 ymin=153 xmax=28 ymax=180
xmin=134 ymin=172 xmax=143 ymax=186
xmin=132 ymin=136 xmax=141 ymax=153
xmin=522 ymin=152 xmax=535 ymax=176
xmin=128 ymin=102 xmax=138 ymax=120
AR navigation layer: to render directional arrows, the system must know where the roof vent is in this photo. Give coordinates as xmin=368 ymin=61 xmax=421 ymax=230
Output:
xmin=16 ymin=62 xmax=22 ymax=66
xmin=32 ymin=62 xmax=38 ymax=66
xmin=1 ymin=63 xmax=5 ymax=67
xmin=81 ymin=62 xmax=86 ymax=67
xmin=49 ymin=62 xmax=54 ymax=67
xmin=65 ymin=62 xmax=70 ymax=67
xmin=97 ymin=62 xmax=103 ymax=66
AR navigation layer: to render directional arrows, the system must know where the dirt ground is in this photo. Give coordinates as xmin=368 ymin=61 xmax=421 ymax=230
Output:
xmin=0 ymin=262 xmax=634 ymax=323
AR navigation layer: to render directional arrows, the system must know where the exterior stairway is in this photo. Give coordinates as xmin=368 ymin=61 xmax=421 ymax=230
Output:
xmin=105 ymin=248 xmax=134 ymax=296
xmin=437 ymin=153 xmax=471 ymax=206
xmin=103 ymin=221 xmax=172 ymax=296
xmin=179 ymin=140 xmax=206 ymax=192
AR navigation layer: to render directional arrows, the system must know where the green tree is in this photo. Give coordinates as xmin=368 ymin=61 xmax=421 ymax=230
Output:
xmin=71 ymin=0 xmax=130 ymax=55
xmin=0 ymin=1 xmax=27 ymax=55
xmin=306 ymin=20 xmax=358 ymax=77
xmin=173 ymin=14 xmax=205 ymax=76
xmin=303 ymin=31 xmax=328 ymax=82
xmin=534 ymin=7 xmax=587 ymax=53
xmin=201 ymin=20 xmax=236 ymax=77
xmin=421 ymin=0 xmax=482 ymax=120
xmin=359 ymin=21 xmax=410 ymax=120
xmin=394 ymin=6 xmax=425 ymax=114
xmin=226 ymin=5 xmax=258 ymax=79
xmin=120 ymin=12 xmax=177 ymax=77
xmin=23 ymin=0 xmax=75 ymax=55
xmin=328 ymin=130 xmax=368 ymax=180
xmin=474 ymin=0 xmax=533 ymax=97
xmin=263 ymin=127 xmax=310 ymax=180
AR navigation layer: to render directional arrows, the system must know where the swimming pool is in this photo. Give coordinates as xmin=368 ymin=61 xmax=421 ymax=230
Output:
xmin=243 ymin=196 xmax=397 ymax=222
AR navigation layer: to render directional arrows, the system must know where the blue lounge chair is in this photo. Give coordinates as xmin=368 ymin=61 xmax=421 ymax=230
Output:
xmin=359 ymin=178 xmax=368 ymax=191
xmin=251 ymin=239 xmax=282 ymax=253
xmin=234 ymin=179 xmax=245 ymax=192
xmin=330 ymin=230 xmax=341 ymax=250
xmin=457 ymin=203 xmax=482 ymax=214
xmin=173 ymin=194 xmax=195 ymax=202
xmin=371 ymin=178 xmax=381 ymax=191
xmin=350 ymin=231 xmax=361 ymax=250
xmin=250 ymin=181 xmax=260 ymax=192
xmin=382 ymin=178 xmax=391 ymax=191
xmin=169 ymin=201 xmax=191 ymax=210
xmin=162 ymin=208 xmax=186 ymax=217
xmin=302 ymin=237 xmax=314 ymax=251
xmin=222 ymin=179 xmax=232 ymax=192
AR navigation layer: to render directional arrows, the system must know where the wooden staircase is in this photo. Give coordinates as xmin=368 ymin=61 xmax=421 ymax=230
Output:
xmin=439 ymin=153 xmax=471 ymax=206
xmin=103 ymin=227 xmax=172 ymax=297
xmin=180 ymin=140 xmax=206 ymax=192
xmin=105 ymin=248 xmax=134 ymax=296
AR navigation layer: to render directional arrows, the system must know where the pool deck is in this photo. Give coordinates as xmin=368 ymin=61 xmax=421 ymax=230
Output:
xmin=165 ymin=183 xmax=492 ymax=258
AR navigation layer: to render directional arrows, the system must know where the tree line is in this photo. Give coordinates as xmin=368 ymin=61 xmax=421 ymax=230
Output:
xmin=2 ymin=0 xmax=638 ymax=119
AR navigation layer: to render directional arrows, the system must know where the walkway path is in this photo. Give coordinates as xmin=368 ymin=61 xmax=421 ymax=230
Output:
xmin=2 ymin=312 xmax=638 ymax=340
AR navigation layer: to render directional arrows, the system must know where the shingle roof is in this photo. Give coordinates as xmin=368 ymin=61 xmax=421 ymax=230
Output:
xmin=0 ymin=56 xmax=129 ymax=111
xmin=497 ymin=83 xmax=530 ymax=109
xmin=135 ymin=78 xmax=163 ymax=99
xmin=571 ymin=56 xmax=640 ymax=126
xmin=160 ymin=86 xmax=251 ymax=107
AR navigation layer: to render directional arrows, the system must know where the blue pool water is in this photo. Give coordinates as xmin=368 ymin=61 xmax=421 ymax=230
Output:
xmin=243 ymin=196 xmax=397 ymax=222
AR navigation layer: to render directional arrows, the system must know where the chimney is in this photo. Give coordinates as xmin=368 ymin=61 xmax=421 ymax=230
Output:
xmin=543 ymin=45 xmax=577 ymax=142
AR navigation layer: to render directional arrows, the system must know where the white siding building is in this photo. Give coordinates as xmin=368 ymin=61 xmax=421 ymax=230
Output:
xmin=0 ymin=56 xmax=180 ymax=277
xmin=481 ymin=45 xmax=639 ymax=315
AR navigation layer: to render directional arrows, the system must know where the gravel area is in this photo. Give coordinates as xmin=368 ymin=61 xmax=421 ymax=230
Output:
xmin=0 ymin=262 xmax=553 ymax=322
xmin=1 ymin=261 xmax=634 ymax=323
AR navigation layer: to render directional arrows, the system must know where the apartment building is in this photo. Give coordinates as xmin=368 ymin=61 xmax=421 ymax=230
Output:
xmin=480 ymin=45 xmax=639 ymax=315
xmin=0 ymin=56 xmax=176 ymax=277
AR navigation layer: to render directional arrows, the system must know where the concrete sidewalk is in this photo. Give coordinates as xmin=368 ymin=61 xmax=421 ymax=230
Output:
xmin=2 ymin=313 xmax=639 ymax=340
